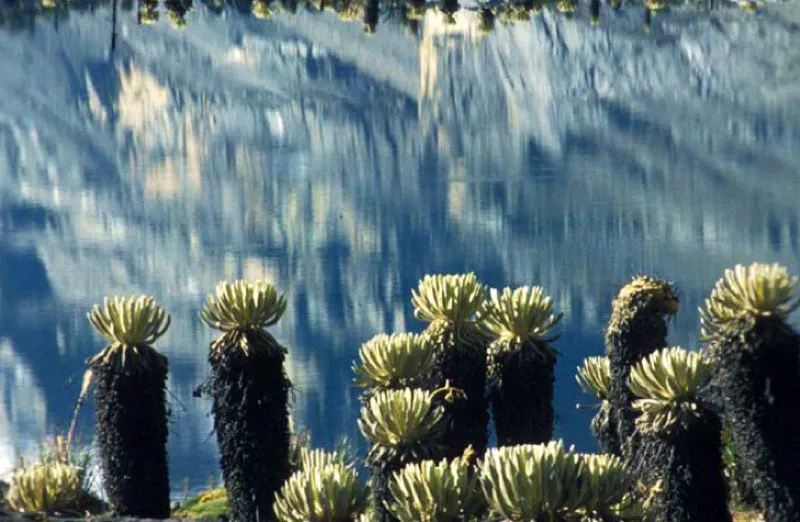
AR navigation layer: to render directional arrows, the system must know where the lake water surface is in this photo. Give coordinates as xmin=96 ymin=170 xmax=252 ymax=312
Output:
xmin=1 ymin=0 xmax=799 ymax=496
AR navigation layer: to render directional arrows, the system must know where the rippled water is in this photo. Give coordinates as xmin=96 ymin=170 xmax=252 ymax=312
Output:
xmin=1 ymin=0 xmax=799 ymax=496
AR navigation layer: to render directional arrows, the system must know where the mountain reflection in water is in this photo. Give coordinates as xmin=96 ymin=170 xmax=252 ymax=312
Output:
xmin=0 ymin=0 xmax=799 ymax=495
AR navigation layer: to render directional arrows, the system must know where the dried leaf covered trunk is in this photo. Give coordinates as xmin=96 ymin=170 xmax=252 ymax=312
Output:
xmin=489 ymin=345 xmax=555 ymax=445
xmin=208 ymin=332 xmax=292 ymax=522
xmin=631 ymin=412 xmax=731 ymax=522
xmin=711 ymin=318 xmax=800 ymax=521
xmin=606 ymin=293 xmax=670 ymax=460
xmin=93 ymin=355 xmax=170 ymax=518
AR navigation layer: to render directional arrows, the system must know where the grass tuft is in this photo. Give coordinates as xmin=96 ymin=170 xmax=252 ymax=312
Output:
xmin=173 ymin=487 xmax=229 ymax=519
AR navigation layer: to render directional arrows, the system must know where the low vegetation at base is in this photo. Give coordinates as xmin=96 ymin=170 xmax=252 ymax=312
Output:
xmin=172 ymin=488 xmax=229 ymax=519
xmin=0 ymin=435 xmax=105 ymax=516
xmin=166 ymin=465 xmax=765 ymax=521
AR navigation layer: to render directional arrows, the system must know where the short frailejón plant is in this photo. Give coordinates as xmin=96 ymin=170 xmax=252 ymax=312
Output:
xmin=199 ymin=280 xmax=292 ymax=522
xmin=87 ymin=295 xmax=170 ymax=518
xmin=358 ymin=387 xmax=452 ymax=522
xmin=579 ymin=453 xmax=628 ymax=507
xmin=273 ymin=461 xmax=368 ymax=522
xmin=701 ymin=263 xmax=800 ymax=522
xmin=576 ymin=356 xmax=614 ymax=453
xmin=412 ymin=273 xmax=491 ymax=457
xmin=605 ymin=276 xmax=678 ymax=460
xmin=353 ymin=332 xmax=438 ymax=393
xmin=628 ymin=347 xmax=731 ymax=522
xmin=484 ymin=286 xmax=563 ymax=445
xmin=575 ymin=453 xmax=642 ymax=520
xmin=481 ymin=441 xmax=641 ymax=522
xmin=4 ymin=435 xmax=100 ymax=515
xmin=5 ymin=461 xmax=82 ymax=514
xmin=479 ymin=440 xmax=584 ymax=521
xmin=387 ymin=449 xmax=484 ymax=522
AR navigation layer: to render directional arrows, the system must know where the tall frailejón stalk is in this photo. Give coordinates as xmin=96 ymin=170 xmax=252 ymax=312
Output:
xmin=199 ymin=280 xmax=292 ymax=522
xmin=412 ymin=273 xmax=491 ymax=457
xmin=484 ymin=286 xmax=562 ymax=445
xmin=700 ymin=263 xmax=800 ymax=521
xmin=628 ymin=347 xmax=731 ymax=522
xmin=605 ymin=276 xmax=679 ymax=459
xmin=87 ymin=295 xmax=171 ymax=518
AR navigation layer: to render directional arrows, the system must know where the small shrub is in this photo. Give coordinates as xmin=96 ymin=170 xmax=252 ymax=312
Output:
xmin=273 ymin=462 xmax=368 ymax=522
xmin=388 ymin=450 xmax=484 ymax=522
xmin=5 ymin=461 xmax=81 ymax=514
xmin=480 ymin=440 xmax=583 ymax=521
xmin=4 ymin=435 xmax=101 ymax=515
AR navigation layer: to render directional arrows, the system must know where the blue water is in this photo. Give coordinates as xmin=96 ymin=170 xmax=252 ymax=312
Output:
xmin=1 ymin=0 xmax=799 ymax=496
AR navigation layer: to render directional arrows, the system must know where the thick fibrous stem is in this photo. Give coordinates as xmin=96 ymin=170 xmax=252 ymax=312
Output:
xmin=590 ymin=402 xmax=618 ymax=455
xmin=209 ymin=332 xmax=291 ymax=522
xmin=430 ymin=326 xmax=488 ymax=457
xmin=370 ymin=456 xmax=405 ymax=522
xmin=711 ymin=318 xmax=800 ymax=521
xmin=367 ymin=442 xmax=443 ymax=522
xmin=93 ymin=354 xmax=170 ymax=518
xmin=489 ymin=344 xmax=554 ymax=445
xmin=606 ymin=286 xmax=672 ymax=459
xmin=632 ymin=412 xmax=731 ymax=522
